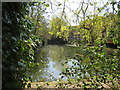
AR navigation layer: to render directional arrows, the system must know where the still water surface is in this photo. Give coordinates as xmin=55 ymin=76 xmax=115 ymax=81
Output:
xmin=27 ymin=44 xmax=119 ymax=82
xmin=27 ymin=45 xmax=81 ymax=82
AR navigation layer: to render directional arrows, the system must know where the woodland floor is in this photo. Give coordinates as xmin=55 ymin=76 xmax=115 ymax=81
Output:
xmin=24 ymin=80 xmax=120 ymax=89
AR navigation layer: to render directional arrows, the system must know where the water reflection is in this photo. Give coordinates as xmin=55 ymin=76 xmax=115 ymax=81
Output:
xmin=27 ymin=45 xmax=120 ymax=82
xmin=28 ymin=45 xmax=79 ymax=82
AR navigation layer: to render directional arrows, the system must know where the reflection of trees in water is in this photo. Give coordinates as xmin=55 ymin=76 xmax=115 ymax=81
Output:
xmin=42 ymin=45 xmax=82 ymax=71
xmin=27 ymin=45 xmax=87 ymax=81
xmin=44 ymin=45 xmax=69 ymax=71
xmin=29 ymin=45 xmax=120 ymax=82
xmin=46 ymin=45 xmax=77 ymax=72
xmin=28 ymin=45 xmax=68 ymax=81
xmin=27 ymin=47 xmax=50 ymax=82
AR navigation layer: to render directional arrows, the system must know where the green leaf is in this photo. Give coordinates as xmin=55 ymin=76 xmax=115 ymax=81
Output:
xmin=45 ymin=4 xmax=49 ymax=7
xmin=77 ymin=78 xmax=81 ymax=82
xmin=90 ymin=3 xmax=93 ymax=6
xmin=94 ymin=2 xmax=97 ymax=5
xmin=112 ymin=67 xmax=116 ymax=70
xmin=58 ymin=4 xmax=61 ymax=6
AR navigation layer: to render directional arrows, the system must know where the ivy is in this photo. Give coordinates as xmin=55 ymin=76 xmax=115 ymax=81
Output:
xmin=2 ymin=2 xmax=45 ymax=89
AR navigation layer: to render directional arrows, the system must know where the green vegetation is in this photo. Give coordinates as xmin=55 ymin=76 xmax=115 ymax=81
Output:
xmin=48 ymin=13 xmax=120 ymax=46
xmin=2 ymin=2 xmax=47 ymax=89
xmin=60 ymin=46 xmax=120 ymax=89
xmin=2 ymin=0 xmax=120 ymax=89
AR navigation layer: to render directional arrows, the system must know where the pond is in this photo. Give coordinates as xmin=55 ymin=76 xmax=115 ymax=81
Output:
xmin=26 ymin=44 xmax=120 ymax=83
xmin=26 ymin=45 xmax=83 ymax=82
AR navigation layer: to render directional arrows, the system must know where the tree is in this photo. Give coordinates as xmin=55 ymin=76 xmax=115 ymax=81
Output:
xmin=49 ymin=17 xmax=67 ymax=39
xmin=2 ymin=2 xmax=47 ymax=89
xmin=2 ymin=2 xmax=30 ymax=89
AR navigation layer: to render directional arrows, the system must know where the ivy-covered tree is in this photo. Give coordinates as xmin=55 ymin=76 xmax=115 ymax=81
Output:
xmin=2 ymin=2 xmax=47 ymax=89
xmin=2 ymin=2 xmax=25 ymax=89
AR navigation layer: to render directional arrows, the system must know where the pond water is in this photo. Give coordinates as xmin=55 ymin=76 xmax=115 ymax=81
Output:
xmin=27 ymin=45 xmax=82 ymax=82
xmin=27 ymin=44 xmax=120 ymax=82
